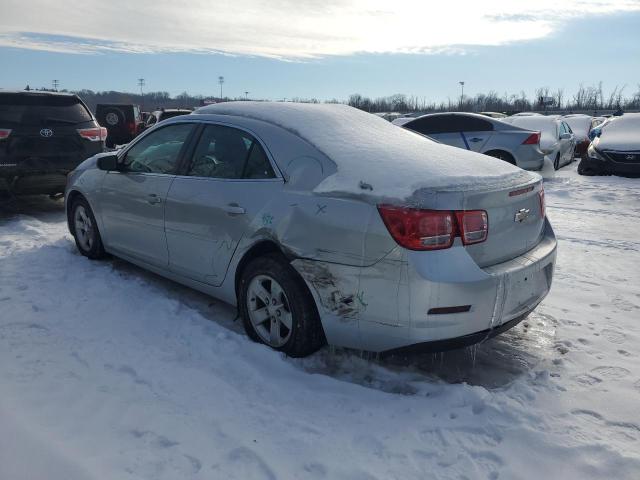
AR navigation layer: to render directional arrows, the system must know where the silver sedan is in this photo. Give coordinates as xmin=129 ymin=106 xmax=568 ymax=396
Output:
xmin=66 ymin=102 xmax=556 ymax=357
xmin=393 ymin=112 xmax=546 ymax=170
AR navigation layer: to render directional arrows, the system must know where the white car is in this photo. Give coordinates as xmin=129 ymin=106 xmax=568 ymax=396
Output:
xmin=393 ymin=112 xmax=546 ymax=170
xmin=502 ymin=115 xmax=576 ymax=170
xmin=563 ymin=114 xmax=593 ymax=158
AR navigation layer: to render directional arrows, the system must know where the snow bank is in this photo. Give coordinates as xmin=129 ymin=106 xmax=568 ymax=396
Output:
xmin=3 ymin=171 xmax=640 ymax=479
xmin=196 ymin=102 xmax=535 ymax=199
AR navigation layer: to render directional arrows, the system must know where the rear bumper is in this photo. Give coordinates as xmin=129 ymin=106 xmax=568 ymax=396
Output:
xmin=512 ymin=146 xmax=545 ymax=171
xmin=296 ymin=219 xmax=557 ymax=353
xmin=382 ymin=310 xmax=530 ymax=356
xmin=0 ymin=145 xmax=102 ymax=194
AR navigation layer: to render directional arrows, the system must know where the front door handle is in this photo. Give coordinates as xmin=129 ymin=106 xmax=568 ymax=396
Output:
xmin=147 ymin=194 xmax=162 ymax=205
xmin=223 ymin=203 xmax=246 ymax=216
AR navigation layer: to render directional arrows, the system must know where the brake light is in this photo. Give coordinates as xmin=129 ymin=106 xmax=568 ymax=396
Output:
xmin=455 ymin=210 xmax=488 ymax=245
xmin=128 ymin=121 xmax=137 ymax=135
xmin=77 ymin=127 xmax=107 ymax=142
xmin=377 ymin=205 xmax=488 ymax=251
xmin=0 ymin=129 xmax=11 ymax=140
xmin=538 ymin=186 xmax=545 ymax=218
xmin=522 ymin=132 xmax=541 ymax=145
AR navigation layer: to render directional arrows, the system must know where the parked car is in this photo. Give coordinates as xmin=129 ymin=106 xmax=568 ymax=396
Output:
xmin=479 ymin=112 xmax=507 ymax=118
xmin=66 ymin=102 xmax=556 ymax=357
xmin=0 ymin=90 xmax=105 ymax=196
xmin=95 ymin=103 xmax=143 ymax=148
xmin=578 ymin=113 xmax=640 ymax=176
xmin=562 ymin=114 xmax=592 ymax=157
xmin=142 ymin=108 xmax=192 ymax=131
xmin=501 ymin=115 xmax=575 ymax=170
xmin=589 ymin=116 xmax=613 ymax=140
xmin=512 ymin=112 xmax=543 ymax=117
xmin=393 ymin=112 xmax=545 ymax=170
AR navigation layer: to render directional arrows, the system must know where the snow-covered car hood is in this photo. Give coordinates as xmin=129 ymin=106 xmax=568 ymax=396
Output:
xmin=196 ymin=102 xmax=535 ymax=201
xmin=595 ymin=115 xmax=640 ymax=151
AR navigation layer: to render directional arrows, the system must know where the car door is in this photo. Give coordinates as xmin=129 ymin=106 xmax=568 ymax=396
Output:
xmin=98 ymin=122 xmax=196 ymax=267
xmin=457 ymin=116 xmax=494 ymax=152
xmin=164 ymin=123 xmax=283 ymax=286
xmin=404 ymin=115 xmax=467 ymax=149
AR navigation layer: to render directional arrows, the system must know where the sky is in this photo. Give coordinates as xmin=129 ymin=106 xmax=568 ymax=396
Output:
xmin=1 ymin=0 xmax=639 ymax=102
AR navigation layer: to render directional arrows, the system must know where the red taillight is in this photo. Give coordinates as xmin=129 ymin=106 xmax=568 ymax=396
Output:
xmin=538 ymin=187 xmax=545 ymax=218
xmin=0 ymin=128 xmax=12 ymax=140
xmin=128 ymin=121 xmax=136 ymax=135
xmin=522 ymin=132 xmax=541 ymax=145
xmin=377 ymin=205 xmax=488 ymax=251
xmin=455 ymin=210 xmax=488 ymax=245
xmin=77 ymin=127 xmax=107 ymax=142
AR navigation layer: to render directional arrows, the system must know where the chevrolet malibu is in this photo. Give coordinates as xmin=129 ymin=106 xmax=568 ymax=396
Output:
xmin=66 ymin=102 xmax=556 ymax=357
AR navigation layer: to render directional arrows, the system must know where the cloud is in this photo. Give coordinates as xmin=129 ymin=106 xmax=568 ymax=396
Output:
xmin=1 ymin=0 xmax=639 ymax=58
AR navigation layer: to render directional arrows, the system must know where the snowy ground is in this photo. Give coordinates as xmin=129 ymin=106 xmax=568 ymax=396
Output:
xmin=1 ymin=161 xmax=639 ymax=480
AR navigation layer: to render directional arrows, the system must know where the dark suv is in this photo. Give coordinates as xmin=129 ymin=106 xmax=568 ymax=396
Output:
xmin=0 ymin=91 xmax=105 ymax=196
xmin=142 ymin=108 xmax=192 ymax=132
xmin=95 ymin=103 xmax=143 ymax=148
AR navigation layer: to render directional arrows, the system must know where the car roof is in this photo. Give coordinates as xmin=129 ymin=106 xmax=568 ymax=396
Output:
xmin=191 ymin=102 xmax=533 ymax=200
xmin=0 ymin=89 xmax=79 ymax=98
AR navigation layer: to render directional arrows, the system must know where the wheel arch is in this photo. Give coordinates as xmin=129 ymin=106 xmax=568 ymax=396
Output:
xmin=233 ymin=240 xmax=287 ymax=301
xmin=483 ymin=149 xmax=516 ymax=165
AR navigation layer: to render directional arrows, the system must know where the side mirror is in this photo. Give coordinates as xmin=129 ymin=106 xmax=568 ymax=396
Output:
xmin=97 ymin=154 xmax=119 ymax=171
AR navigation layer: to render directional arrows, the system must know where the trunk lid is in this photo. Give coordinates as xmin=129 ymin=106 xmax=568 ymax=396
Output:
xmin=462 ymin=180 xmax=545 ymax=267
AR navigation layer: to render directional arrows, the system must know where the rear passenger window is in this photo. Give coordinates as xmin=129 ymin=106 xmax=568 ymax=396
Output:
xmin=186 ymin=125 xmax=275 ymax=179
xmin=405 ymin=115 xmax=493 ymax=134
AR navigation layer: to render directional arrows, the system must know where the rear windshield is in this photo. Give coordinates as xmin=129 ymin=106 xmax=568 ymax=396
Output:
xmin=563 ymin=116 xmax=592 ymax=136
xmin=0 ymin=94 xmax=93 ymax=126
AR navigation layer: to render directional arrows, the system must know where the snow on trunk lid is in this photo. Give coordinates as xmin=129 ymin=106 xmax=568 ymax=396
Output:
xmin=462 ymin=181 xmax=545 ymax=268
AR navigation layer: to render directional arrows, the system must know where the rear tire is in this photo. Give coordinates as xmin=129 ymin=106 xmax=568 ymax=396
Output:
xmin=485 ymin=150 xmax=516 ymax=166
xmin=238 ymin=254 xmax=325 ymax=357
xmin=70 ymin=197 xmax=107 ymax=260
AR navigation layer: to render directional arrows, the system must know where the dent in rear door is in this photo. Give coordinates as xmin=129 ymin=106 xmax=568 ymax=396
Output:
xmin=164 ymin=177 xmax=283 ymax=285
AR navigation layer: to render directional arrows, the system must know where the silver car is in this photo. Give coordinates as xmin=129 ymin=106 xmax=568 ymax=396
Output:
xmin=65 ymin=102 xmax=556 ymax=357
xmin=501 ymin=115 xmax=576 ymax=170
xmin=393 ymin=112 xmax=546 ymax=170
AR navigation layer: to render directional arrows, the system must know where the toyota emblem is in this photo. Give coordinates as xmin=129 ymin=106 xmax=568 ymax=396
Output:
xmin=40 ymin=128 xmax=54 ymax=138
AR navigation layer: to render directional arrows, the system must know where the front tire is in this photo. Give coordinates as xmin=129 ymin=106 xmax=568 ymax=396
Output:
xmin=554 ymin=153 xmax=560 ymax=170
xmin=239 ymin=254 xmax=325 ymax=357
xmin=70 ymin=197 xmax=107 ymax=259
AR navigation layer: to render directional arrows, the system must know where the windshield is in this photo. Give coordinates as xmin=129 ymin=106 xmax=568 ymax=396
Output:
xmin=0 ymin=94 xmax=93 ymax=126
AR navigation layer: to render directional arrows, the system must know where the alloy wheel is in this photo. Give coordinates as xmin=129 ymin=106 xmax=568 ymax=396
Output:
xmin=74 ymin=205 xmax=94 ymax=251
xmin=246 ymin=274 xmax=293 ymax=348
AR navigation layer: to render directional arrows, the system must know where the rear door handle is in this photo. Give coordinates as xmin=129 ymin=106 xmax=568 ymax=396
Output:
xmin=223 ymin=203 xmax=246 ymax=216
xmin=147 ymin=194 xmax=162 ymax=205
xmin=470 ymin=137 xmax=484 ymax=142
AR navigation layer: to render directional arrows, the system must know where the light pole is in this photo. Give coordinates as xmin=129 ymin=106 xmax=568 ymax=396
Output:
xmin=459 ymin=81 xmax=465 ymax=110
xmin=52 ymin=79 xmax=59 ymax=91
xmin=218 ymin=76 xmax=225 ymax=99
xmin=244 ymin=91 xmax=249 ymax=100
xmin=137 ymin=78 xmax=145 ymax=110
